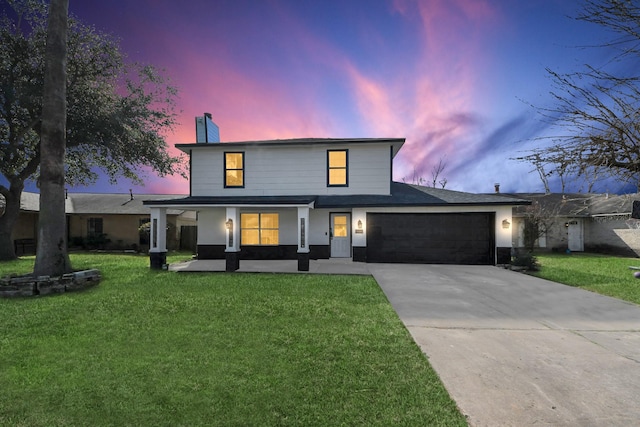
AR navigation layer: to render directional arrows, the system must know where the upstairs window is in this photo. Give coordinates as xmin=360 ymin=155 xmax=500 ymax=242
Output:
xmin=241 ymin=213 xmax=279 ymax=245
xmin=327 ymin=149 xmax=348 ymax=186
xmin=225 ymin=152 xmax=244 ymax=187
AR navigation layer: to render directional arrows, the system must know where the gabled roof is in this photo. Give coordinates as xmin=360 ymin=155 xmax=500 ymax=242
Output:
xmin=316 ymin=182 xmax=529 ymax=208
xmin=175 ymin=137 xmax=406 ymax=157
xmin=144 ymin=182 xmax=530 ymax=208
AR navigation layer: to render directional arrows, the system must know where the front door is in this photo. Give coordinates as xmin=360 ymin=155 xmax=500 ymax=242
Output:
xmin=330 ymin=213 xmax=351 ymax=258
xmin=568 ymin=219 xmax=584 ymax=252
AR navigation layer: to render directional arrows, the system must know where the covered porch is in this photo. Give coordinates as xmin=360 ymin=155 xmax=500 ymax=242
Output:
xmin=146 ymin=198 xmax=319 ymax=272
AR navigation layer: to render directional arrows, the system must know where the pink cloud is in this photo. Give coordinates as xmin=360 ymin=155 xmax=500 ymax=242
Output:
xmin=128 ymin=0 xmax=504 ymax=192
xmin=352 ymin=0 xmax=503 ymax=181
xmin=159 ymin=41 xmax=341 ymax=144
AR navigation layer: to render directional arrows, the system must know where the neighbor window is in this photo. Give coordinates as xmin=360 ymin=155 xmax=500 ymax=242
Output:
xmin=327 ymin=149 xmax=348 ymax=186
xmin=225 ymin=152 xmax=244 ymax=187
xmin=241 ymin=213 xmax=279 ymax=245
xmin=88 ymin=217 xmax=103 ymax=236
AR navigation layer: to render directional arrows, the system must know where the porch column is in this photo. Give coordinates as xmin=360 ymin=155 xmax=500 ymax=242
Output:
xmin=297 ymin=206 xmax=310 ymax=271
xmin=225 ymin=207 xmax=240 ymax=272
xmin=149 ymin=207 xmax=167 ymax=269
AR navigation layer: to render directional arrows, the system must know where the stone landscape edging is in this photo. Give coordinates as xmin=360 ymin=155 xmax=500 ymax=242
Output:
xmin=0 ymin=269 xmax=101 ymax=298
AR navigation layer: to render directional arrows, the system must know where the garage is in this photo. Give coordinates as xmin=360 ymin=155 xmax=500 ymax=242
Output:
xmin=366 ymin=212 xmax=495 ymax=264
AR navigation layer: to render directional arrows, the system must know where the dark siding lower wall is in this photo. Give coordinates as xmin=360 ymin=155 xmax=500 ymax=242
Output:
xmin=198 ymin=244 xmax=331 ymax=260
xmin=310 ymin=245 xmax=330 ymax=260
xmin=496 ymin=247 xmax=511 ymax=264
xmin=353 ymin=247 xmax=366 ymax=262
xmin=240 ymin=245 xmax=297 ymax=260
xmin=197 ymin=245 xmax=226 ymax=259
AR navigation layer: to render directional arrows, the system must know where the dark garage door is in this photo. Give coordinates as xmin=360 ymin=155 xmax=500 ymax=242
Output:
xmin=366 ymin=213 xmax=495 ymax=264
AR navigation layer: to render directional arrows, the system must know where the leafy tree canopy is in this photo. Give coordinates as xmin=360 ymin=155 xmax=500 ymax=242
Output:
xmin=0 ymin=0 xmax=184 ymax=260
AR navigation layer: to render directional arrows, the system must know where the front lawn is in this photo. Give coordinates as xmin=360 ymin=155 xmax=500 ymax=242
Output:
xmin=533 ymin=252 xmax=640 ymax=305
xmin=0 ymin=253 xmax=466 ymax=426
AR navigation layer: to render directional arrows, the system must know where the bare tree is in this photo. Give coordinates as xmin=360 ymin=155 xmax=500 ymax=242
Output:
xmin=33 ymin=0 xmax=71 ymax=276
xmin=430 ymin=156 xmax=448 ymax=189
xmin=516 ymin=144 xmax=610 ymax=193
xmin=520 ymin=198 xmax=559 ymax=252
xmin=520 ymin=0 xmax=640 ymax=192
xmin=402 ymin=156 xmax=448 ymax=188
xmin=518 ymin=152 xmax=552 ymax=194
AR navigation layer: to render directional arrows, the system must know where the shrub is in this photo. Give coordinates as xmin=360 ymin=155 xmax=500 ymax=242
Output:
xmin=512 ymin=251 xmax=540 ymax=271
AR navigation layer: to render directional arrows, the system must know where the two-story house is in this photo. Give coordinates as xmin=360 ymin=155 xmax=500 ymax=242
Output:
xmin=144 ymin=137 xmax=528 ymax=271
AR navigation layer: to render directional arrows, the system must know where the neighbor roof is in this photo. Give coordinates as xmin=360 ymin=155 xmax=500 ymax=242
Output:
xmin=20 ymin=192 xmax=41 ymax=212
xmin=587 ymin=193 xmax=640 ymax=216
xmin=504 ymin=192 xmax=640 ymax=217
xmin=67 ymin=193 xmax=188 ymax=215
xmin=504 ymin=193 xmax=594 ymax=217
xmin=18 ymin=192 xmax=190 ymax=216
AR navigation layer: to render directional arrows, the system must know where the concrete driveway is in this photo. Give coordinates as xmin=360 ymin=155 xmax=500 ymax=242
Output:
xmin=368 ymin=264 xmax=640 ymax=427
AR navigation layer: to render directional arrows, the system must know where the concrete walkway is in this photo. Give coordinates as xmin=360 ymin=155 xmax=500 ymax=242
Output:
xmin=368 ymin=264 xmax=640 ymax=427
xmin=168 ymin=258 xmax=370 ymax=275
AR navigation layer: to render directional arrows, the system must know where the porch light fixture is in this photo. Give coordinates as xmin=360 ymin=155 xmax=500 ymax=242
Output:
xmin=357 ymin=219 xmax=363 ymax=230
xmin=225 ymin=219 xmax=233 ymax=230
xmin=502 ymin=219 xmax=511 ymax=229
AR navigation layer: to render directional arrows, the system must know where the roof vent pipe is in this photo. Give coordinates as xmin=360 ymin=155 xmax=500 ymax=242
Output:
xmin=129 ymin=189 xmax=134 ymax=200
xmin=494 ymin=183 xmax=500 ymax=193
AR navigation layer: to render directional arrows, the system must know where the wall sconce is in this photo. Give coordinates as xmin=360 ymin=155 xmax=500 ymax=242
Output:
xmin=502 ymin=219 xmax=511 ymax=229
xmin=357 ymin=219 xmax=363 ymax=230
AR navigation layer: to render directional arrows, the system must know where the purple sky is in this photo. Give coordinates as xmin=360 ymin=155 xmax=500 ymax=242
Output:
xmin=56 ymin=1 xmax=622 ymax=194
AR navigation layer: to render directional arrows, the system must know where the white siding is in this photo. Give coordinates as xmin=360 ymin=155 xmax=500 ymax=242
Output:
xmin=190 ymin=143 xmax=392 ymax=196
xmin=197 ymin=209 xmax=226 ymax=245
xmin=310 ymin=209 xmax=331 ymax=246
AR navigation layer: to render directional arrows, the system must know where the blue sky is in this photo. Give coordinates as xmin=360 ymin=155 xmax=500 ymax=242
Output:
xmin=40 ymin=1 xmax=629 ymax=194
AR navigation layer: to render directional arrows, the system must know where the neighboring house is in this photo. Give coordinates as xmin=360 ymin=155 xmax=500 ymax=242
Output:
xmin=144 ymin=137 xmax=529 ymax=271
xmin=7 ymin=192 xmax=196 ymax=254
xmin=66 ymin=193 xmax=196 ymax=251
xmin=11 ymin=192 xmax=40 ymax=255
xmin=508 ymin=192 xmax=640 ymax=256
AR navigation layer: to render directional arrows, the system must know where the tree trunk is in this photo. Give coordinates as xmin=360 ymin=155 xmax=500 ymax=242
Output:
xmin=34 ymin=0 xmax=71 ymax=277
xmin=0 ymin=183 xmax=24 ymax=261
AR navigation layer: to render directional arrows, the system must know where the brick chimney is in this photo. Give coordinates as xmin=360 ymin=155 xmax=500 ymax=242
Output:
xmin=494 ymin=183 xmax=500 ymax=193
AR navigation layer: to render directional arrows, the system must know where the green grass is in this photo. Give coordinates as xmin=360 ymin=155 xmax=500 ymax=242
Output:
xmin=0 ymin=253 xmax=466 ymax=427
xmin=533 ymin=252 xmax=640 ymax=305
